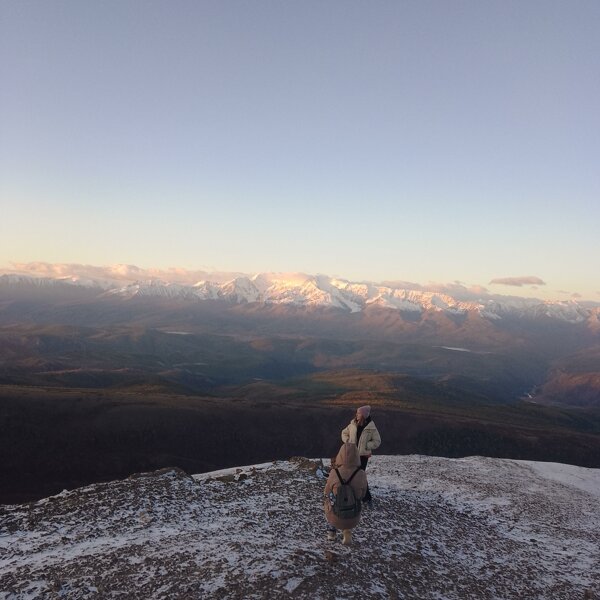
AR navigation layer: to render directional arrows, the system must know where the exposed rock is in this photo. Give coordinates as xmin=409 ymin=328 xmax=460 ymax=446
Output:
xmin=289 ymin=456 xmax=325 ymax=473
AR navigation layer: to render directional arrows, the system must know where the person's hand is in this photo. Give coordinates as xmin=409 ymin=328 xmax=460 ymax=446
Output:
xmin=365 ymin=451 xmax=372 ymax=458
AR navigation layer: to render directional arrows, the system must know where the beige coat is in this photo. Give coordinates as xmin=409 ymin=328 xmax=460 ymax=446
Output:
xmin=341 ymin=419 xmax=381 ymax=456
xmin=323 ymin=443 xmax=368 ymax=531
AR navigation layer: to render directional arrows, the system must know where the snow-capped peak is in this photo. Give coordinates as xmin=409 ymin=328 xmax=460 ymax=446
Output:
xmin=1 ymin=267 xmax=598 ymax=324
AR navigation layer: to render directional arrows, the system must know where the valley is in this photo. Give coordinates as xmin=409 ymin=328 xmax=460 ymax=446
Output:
xmin=1 ymin=276 xmax=600 ymax=505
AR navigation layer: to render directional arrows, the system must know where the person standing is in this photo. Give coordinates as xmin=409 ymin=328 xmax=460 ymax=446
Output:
xmin=324 ymin=442 xmax=368 ymax=546
xmin=341 ymin=405 xmax=381 ymax=504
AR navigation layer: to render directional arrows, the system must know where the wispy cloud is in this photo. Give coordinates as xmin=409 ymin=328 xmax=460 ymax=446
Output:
xmin=489 ymin=276 xmax=546 ymax=287
xmin=557 ymin=290 xmax=582 ymax=299
xmin=425 ymin=282 xmax=490 ymax=301
xmin=7 ymin=262 xmax=243 ymax=285
xmin=380 ymin=280 xmax=490 ymax=301
xmin=380 ymin=280 xmax=425 ymax=291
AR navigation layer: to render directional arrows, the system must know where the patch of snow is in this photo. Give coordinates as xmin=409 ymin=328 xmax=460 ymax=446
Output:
xmin=515 ymin=460 xmax=600 ymax=498
xmin=439 ymin=346 xmax=472 ymax=352
xmin=1 ymin=457 xmax=598 ymax=599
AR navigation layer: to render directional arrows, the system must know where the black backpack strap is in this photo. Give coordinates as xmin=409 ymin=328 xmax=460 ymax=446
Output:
xmin=335 ymin=467 xmax=361 ymax=485
xmin=346 ymin=467 xmax=361 ymax=485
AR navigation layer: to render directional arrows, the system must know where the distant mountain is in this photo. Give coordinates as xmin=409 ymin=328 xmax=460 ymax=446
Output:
xmin=1 ymin=268 xmax=598 ymax=326
xmin=534 ymin=346 xmax=600 ymax=407
xmin=2 ymin=265 xmax=600 ymax=409
xmin=1 ymin=457 xmax=598 ymax=598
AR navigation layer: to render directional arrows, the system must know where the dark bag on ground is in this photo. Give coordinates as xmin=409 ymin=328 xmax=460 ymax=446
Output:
xmin=332 ymin=468 xmax=362 ymax=519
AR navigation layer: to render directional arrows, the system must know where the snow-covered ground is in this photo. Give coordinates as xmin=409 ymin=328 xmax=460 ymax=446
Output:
xmin=0 ymin=455 xmax=598 ymax=599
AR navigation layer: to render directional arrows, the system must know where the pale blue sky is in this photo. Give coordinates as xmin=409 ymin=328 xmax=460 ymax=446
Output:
xmin=1 ymin=1 xmax=599 ymax=300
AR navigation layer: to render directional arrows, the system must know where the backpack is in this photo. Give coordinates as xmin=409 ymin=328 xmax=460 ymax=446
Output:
xmin=332 ymin=468 xmax=362 ymax=519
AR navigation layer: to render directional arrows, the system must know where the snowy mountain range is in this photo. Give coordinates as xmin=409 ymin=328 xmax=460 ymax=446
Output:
xmin=1 ymin=455 xmax=598 ymax=599
xmin=1 ymin=265 xmax=598 ymax=325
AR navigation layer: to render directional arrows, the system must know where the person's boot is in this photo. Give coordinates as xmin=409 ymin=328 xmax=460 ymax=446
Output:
xmin=326 ymin=529 xmax=336 ymax=541
xmin=342 ymin=529 xmax=352 ymax=546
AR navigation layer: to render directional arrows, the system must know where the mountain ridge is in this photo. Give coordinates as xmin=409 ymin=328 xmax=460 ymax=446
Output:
xmin=1 ymin=270 xmax=598 ymax=325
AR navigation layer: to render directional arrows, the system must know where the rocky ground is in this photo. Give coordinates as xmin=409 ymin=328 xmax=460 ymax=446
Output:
xmin=0 ymin=455 xmax=599 ymax=599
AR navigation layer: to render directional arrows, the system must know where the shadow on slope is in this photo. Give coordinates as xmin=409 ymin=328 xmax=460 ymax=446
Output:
xmin=1 ymin=378 xmax=599 ymax=505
